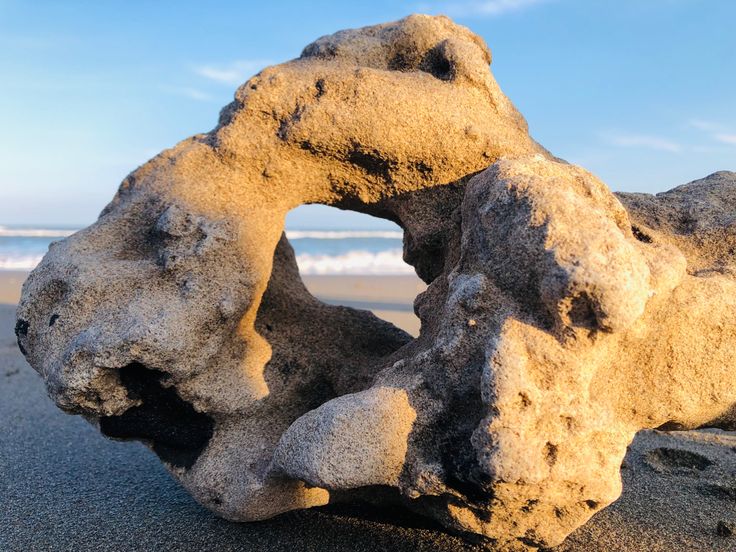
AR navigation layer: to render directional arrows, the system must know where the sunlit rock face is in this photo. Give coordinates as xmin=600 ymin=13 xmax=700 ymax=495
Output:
xmin=15 ymin=14 xmax=736 ymax=550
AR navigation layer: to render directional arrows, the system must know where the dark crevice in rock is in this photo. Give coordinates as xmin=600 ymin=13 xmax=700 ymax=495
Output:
xmin=216 ymin=100 xmax=243 ymax=128
xmin=435 ymin=383 xmax=494 ymax=504
xmin=412 ymin=160 xmax=433 ymax=177
xmin=631 ymin=225 xmax=653 ymax=243
xmin=277 ymin=105 xmax=306 ymax=141
xmin=519 ymin=530 xmax=544 ymax=548
xmin=388 ymin=52 xmax=413 ymax=72
xmin=421 ymin=46 xmax=454 ymax=81
xmin=544 ymin=442 xmax=559 ymax=467
xmin=567 ymin=294 xmax=598 ymax=329
xmin=100 ymin=363 xmax=214 ymax=469
xmin=299 ymin=140 xmax=321 ymax=154
xmin=15 ymin=318 xmax=29 ymax=336
xmin=656 ymin=420 xmax=688 ymax=431
xmin=15 ymin=318 xmax=29 ymax=356
xmin=321 ymin=486 xmax=445 ymax=531
xmin=403 ymin=231 xmax=447 ymax=284
xmin=318 ymin=500 xmax=443 ymax=531
xmin=347 ymin=144 xmax=394 ymax=181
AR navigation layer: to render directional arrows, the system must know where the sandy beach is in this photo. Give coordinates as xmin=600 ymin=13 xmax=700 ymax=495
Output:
xmin=0 ymin=271 xmax=27 ymax=305
xmin=302 ymin=274 xmax=425 ymax=336
xmin=2 ymin=271 xmax=736 ymax=551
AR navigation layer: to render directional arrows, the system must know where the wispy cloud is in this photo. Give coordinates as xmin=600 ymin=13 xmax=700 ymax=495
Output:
xmin=602 ymin=132 xmax=682 ymax=153
xmin=687 ymin=119 xmax=736 ymax=147
xmin=690 ymin=145 xmax=719 ymax=153
xmin=687 ymin=118 xmax=720 ymax=132
xmin=600 ymin=119 xmax=736 ymax=155
xmin=162 ymin=86 xmax=214 ymax=102
xmin=429 ymin=0 xmax=550 ymax=18
xmin=715 ymin=133 xmax=736 ymax=145
xmin=194 ymin=59 xmax=273 ymax=86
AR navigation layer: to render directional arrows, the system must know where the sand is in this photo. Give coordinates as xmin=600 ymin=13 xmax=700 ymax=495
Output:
xmin=2 ymin=271 xmax=736 ymax=551
xmin=0 ymin=271 xmax=27 ymax=305
xmin=302 ymin=274 xmax=425 ymax=336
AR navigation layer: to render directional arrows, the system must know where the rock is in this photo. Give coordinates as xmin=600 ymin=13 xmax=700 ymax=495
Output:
xmin=14 ymin=13 xmax=736 ymax=551
xmin=271 ymin=158 xmax=736 ymax=548
xmin=716 ymin=520 xmax=735 ymax=537
xmin=617 ymin=171 xmax=736 ymax=277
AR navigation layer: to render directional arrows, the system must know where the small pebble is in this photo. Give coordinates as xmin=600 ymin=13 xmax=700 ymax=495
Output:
xmin=716 ymin=520 xmax=734 ymax=537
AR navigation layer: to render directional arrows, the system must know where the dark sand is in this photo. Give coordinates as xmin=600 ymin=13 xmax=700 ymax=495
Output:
xmin=2 ymin=274 xmax=736 ymax=551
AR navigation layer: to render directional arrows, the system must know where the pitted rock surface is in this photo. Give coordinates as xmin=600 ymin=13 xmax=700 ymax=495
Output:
xmin=16 ymin=14 xmax=736 ymax=550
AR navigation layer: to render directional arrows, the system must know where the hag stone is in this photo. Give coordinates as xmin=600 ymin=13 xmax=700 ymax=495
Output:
xmin=15 ymin=14 xmax=736 ymax=550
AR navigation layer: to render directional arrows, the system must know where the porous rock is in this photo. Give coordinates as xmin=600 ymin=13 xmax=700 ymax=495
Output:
xmin=15 ymin=14 xmax=736 ymax=550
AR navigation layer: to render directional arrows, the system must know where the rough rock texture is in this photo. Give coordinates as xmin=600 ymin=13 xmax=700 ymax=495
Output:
xmin=14 ymin=14 xmax=736 ymax=551
xmin=274 ymin=160 xmax=736 ymax=548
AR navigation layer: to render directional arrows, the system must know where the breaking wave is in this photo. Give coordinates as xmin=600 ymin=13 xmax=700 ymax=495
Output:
xmin=0 ymin=226 xmax=412 ymax=274
xmin=286 ymin=230 xmax=403 ymax=240
xmin=0 ymin=226 xmax=77 ymax=238
xmin=296 ymin=249 xmax=413 ymax=275
xmin=0 ymin=251 xmax=413 ymax=274
xmin=0 ymin=254 xmax=45 ymax=270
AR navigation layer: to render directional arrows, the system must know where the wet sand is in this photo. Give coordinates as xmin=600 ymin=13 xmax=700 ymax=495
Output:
xmin=2 ymin=272 xmax=736 ymax=551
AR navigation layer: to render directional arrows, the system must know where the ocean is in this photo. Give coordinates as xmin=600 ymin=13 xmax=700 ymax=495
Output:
xmin=0 ymin=225 xmax=412 ymax=275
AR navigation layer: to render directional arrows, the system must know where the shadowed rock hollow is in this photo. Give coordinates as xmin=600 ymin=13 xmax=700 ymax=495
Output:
xmin=15 ymin=14 xmax=736 ymax=551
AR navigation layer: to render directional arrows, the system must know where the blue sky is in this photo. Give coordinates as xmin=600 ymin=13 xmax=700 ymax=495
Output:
xmin=0 ymin=0 xmax=734 ymax=228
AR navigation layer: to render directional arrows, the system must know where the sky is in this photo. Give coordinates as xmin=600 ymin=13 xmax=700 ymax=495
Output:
xmin=0 ymin=0 xmax=734 ymax=228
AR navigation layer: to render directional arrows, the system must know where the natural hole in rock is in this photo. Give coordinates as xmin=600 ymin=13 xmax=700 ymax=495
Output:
xmin=421 ymin=46 xmax=454 ymax=81
xmin=567 ymin=293 xmax=598 ymax=329
xmin=99 ymin=363 xmax=214 ymax=469
xmin=631 ymin=225 xmax=653 ymax=243
xmin=285 ymin=204 xmax=426 ymax=336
